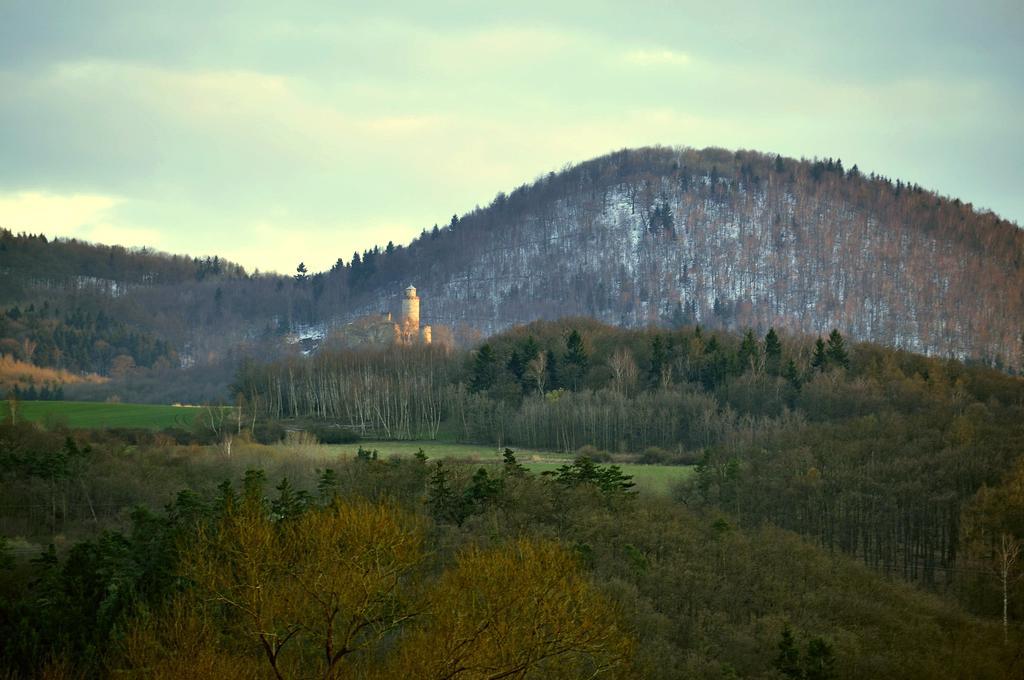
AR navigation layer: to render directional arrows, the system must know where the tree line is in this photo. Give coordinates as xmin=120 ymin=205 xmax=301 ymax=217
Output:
xmin=1 ymin=422 xmax=1018 ymax=677
xmin=235 ymin=319 xmax=1024 ymax=600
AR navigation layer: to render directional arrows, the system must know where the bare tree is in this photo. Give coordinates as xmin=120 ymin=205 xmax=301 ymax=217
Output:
xmin=997 ymin=532 xmax=1022 ymax=645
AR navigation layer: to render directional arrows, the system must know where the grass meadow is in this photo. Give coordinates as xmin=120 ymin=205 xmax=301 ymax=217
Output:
xmin=1 ymin=400 xmax=202 ymax=430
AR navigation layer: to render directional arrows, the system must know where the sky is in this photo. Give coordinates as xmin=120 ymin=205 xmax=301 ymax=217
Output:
xmin=0 ymin=1 xmax=1021 ymax=274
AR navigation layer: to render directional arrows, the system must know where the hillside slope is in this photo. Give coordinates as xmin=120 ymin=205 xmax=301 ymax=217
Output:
xmin=3 ymin=146 xmax=1023 ymax=373
xmin=351 ymin=147 xmax=1024 ymax=369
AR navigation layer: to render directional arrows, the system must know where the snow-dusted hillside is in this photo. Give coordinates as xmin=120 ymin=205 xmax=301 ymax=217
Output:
xmin=352 ymin=147 xmax=1024 ymax=369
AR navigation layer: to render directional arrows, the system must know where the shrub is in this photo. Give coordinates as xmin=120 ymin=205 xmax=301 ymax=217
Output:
xmin=252 ymin=421 xmax=285 ymax=444
xmin=576 ymin=445 xmax=612 ymax=463
xmin=312 ymin=426 xmax=360 ymax=445
xmin=638 ymin=447 xmax=669 ymax=464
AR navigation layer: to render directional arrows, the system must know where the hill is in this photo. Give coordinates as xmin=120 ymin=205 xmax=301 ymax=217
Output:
xmin=347 ymin=147 xmax=1024 ymax=370
xmin=3 ymin=146 xmax=1023 ymax=380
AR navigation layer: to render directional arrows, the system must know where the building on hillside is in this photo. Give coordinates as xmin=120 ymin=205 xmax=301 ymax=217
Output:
xmin=328 ymin=285 xmax=433 ymax=348
xmin=396 ymin=285 xmax=431 ymax=345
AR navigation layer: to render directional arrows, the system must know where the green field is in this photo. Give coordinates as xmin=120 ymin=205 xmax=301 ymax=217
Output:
xmin=1 ymin=400 xmax=203 ymax=430
xmin=324 ymin=440 xmax=692 ymax=494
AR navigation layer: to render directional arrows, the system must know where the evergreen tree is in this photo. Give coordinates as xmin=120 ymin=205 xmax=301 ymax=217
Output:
xmin=565 ymin=329 xmax=588 ymax=370
xmin=783 ymin=359 xmax=802 ymax=390
xmin=521 ymin=335 xmax=540 ymax=362
xmin=271 ymin=478 xmax=309 ymax=520
xmin=506 ymin=349 xmax=526 ymax=383
xmin=648 ymin=335 xmax=666 ymax=388
xmin=775 ymin=626 xmax=802 ymax=679
xmin=427 ymin=462 xmax=464 ymax=525
xmin=738 ymin=329 xmax=760 ymax=373
xmin=563 ymin=329 xmax=589 ymax=389
xmin=825 ymin=329 xmax=849 ymax=369
xmin=805 ymin=638 xmax=837 ymax=680
xmin=502 ymin=448 xmax=527 ymax=476
xmin=294 ymin=262 xmax=309 ymax=283
xmin=470 ymin=344 xmax=498 ymax=393
xmin=544 ymin=349 xmax=560 ymax=391
xmin=811 ymin=337 xmax=828 ymax=372
xmin=316 ymin=468 xmax=339 ymax=503
xmin=764 ymin=328 xmax=782 ymax=374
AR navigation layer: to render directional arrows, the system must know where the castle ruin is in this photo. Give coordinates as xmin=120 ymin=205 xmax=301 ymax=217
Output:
xmin=395 ymin=285 xmax=431 ymax=345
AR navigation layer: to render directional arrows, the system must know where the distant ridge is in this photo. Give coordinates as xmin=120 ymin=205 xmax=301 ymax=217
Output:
xmin=2 ymin=146 xmax=1023 ymax=372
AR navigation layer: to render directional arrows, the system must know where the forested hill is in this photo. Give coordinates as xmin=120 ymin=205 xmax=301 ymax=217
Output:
xmin=0 ymin=230 xmax=347 ymax=376
xmin=348 ymin=147 xmax=1024 ymax=371
xmin=3 ymin=146 xmax=1024 ymax=377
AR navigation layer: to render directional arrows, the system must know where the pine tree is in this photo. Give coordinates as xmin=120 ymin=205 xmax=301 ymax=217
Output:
xmin=648 ymin=336 xmax=666 ymax=387
xmin=811 ymin=337 xmax=828 ymax=372
xmin=775 ymin=626 xmax=802 ymax=678
xmin=826 ymin=329 xmax=849 ymax=369
xmin=783 ymin=359 xmax=802 ymax=390
xmin=271 ymin=478 xmax=309 ymax=520
xmin=738 ymin=329 xmax=760 ymax=373
xmin=427 ymin=462 xmax=464 ymax=525
xmin=470 ymin=344 xmax=498 ymax=393
xmin=563 ymin=329 xmax=589 ymax=389
xmin=316 ymin=468 xmax=340 ymax=503
xmin=544 ymin=349 xmax=560 ymax=391
xmin=502 ymin=448 xmax=527 ymax=476
xmin=764 ymin=328 xmax=782 ymax=374
xmin=805 ymin=637 xmax=838 ymax=680
xmin=565 ymin=329 xmax=588 ymax=370
xmin=521 ymin=335 xmax=540 ymax=362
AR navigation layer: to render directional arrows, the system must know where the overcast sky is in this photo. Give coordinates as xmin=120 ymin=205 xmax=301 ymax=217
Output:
xmin=0 ymin=1 xmax=1020 ymax=274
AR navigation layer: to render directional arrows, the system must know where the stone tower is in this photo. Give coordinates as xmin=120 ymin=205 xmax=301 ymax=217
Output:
xmin=401 ymin=285 xmax=420 ymax=329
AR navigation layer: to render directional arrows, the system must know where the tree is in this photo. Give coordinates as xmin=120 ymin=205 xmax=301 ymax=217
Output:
xmin=775 ymin=626 xmax=801 ymax=678
xmin=128 ymin=497 xmax=426 ymax=679
xmin=811 ymin=337 xmax=828 ymax=372
xmin=996 ymin=533 xmax=1022 ymax=645
xmin=565 ymin=331 xmax=587 ymax=368
xmin=294 ymin=262 xmax=308 ymax=284
xmin=470 ymin=344 xmax=498 ymax=393
xmin=648 ymin=336 xmax=667 ymax=388
xmin=765 ymin=328 xmax=783 ymax=374
xmin=825 ymin=329 xmax=849 ymax=369
xmin=380 ymin=539 xmax=635 ymax=679
xmin=609 ymin=347 xmax=639 ymax=396
xmin=526 ymin=351 xmax=548 ymax=396
xmin=738 ymin=329 xmax=760 ymax=373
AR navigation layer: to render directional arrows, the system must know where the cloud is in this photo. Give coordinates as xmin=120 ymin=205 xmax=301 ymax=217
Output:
xmin=0 ymin=191 xmax=120 ymax=236
xmin=0 ymin=5 xmax=1020 ymax=276
xmin=621 ymin=48 xmax=691 ymax=67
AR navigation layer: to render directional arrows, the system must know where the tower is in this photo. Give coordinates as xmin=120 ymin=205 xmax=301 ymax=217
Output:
xmin=401 ymin=285 xmax=420 ymax=329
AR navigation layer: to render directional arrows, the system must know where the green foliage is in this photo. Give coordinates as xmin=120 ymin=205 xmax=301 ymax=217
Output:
xmin=502 ymin=447 xmax=527 ymax=476
xmin=811 ymin=337 xmax=827 ymax=372
xmin=738 ymin=329 xmax=760 ymax=372
xmin=427 ymin=462 xmax=462 ymax=525
xmin=316 ymin=467 xmax=340 ymax=502
xmin=271 ymin=477 xmax=310 ymax=520
xmin=765 ymin=327 xmax=782 ymax=374
xmin=826 ymin=329 xmax=849 ymax=369
xmin=0 ymin=400 xmax=201 ymax=430
xmin=470 ymin=343 xmax=498 ymax=392
xmin=545 ymin=456 xmax=636 ymax=496
xmin=355 ymin=445 xmax=379 ymax=462
xmin=775 ymin=627 xmax=837 ymax=680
